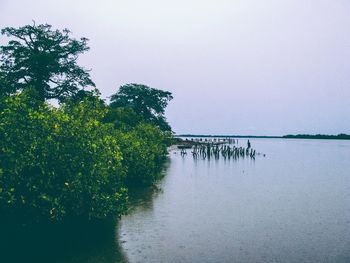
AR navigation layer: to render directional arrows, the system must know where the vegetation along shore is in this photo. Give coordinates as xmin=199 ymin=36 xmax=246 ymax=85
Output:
xmin=0 ymin=23 xmax=173 ymax=233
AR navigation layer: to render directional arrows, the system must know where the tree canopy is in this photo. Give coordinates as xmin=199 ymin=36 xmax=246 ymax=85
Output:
xmin=0 ymin=23 xmax=94 ymax=101
xmin=110 ymin=83 xmax=173 ymax=131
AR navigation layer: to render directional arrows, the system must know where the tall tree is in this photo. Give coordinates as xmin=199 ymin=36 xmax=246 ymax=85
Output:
xmin=0 ymin=23 xmax=95 ymax=101
xmin=110 ymin=83 xmax=173 ymax=131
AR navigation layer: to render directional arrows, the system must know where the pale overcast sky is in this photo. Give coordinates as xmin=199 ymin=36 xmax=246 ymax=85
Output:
xmin=1 ymin=0 xmax=349 ymax=135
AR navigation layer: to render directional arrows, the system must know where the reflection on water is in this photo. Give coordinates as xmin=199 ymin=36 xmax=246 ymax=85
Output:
xmin=119 ymin=139 xmax=350 ymax=263
xmin=0 ymin=168 xmax=166 ymax=263
xmin=0 ymin=219 xmax=128 ymax=263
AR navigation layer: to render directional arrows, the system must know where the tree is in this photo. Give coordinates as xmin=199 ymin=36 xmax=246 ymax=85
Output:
xmin=0 ymin=23 xmax=95 ymax=102
xmin=110 ymin=83 xmax=173 ymax=131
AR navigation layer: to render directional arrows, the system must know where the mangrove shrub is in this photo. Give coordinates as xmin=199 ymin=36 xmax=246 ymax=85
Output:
xmin=116 ymin=123 xmax=169 ymax=187
xmin=0 ymin=92 xmax=127 ymax=224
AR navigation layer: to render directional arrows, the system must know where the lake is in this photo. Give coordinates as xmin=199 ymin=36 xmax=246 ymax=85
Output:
xmin=118 ymin=138 xmax=350 ymax=263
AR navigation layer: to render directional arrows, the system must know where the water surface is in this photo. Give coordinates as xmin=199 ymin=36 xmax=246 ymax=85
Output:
xmin=118 ymin=139 xmax=350 ymax=263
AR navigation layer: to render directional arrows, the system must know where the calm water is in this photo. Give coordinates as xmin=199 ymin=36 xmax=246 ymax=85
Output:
xmin=118 ymin=138 xmax=350 ymax=263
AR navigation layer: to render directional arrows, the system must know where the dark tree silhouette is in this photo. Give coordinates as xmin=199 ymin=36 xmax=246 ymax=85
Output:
xmin=0 ymin=70 xmax=9 ymax=99
xmin=110 ymin=83 xmax=173 ymax=131
xmin=0 ymin=23 xmax=95 ymax=101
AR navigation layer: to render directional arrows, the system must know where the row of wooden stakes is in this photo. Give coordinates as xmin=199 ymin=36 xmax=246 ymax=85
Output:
xmin=179 ymin=143 xmax=257 ymax=160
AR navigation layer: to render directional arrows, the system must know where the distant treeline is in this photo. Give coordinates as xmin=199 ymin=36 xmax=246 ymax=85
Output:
xmin=178 ymin=134 xmax=282 ymax=138
xmin=178 ymin=134 xmax=350 ymax=140
xmin=283 ymin=134 xmax=350 ymax=140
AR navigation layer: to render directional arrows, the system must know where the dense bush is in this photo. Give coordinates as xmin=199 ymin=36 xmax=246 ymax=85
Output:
xmin=104 ymin=106 xmax=145 ymax=131
xmin=103 ymin=104 xmax=173 ymax=187
xmin=0 ymin=92 xmax=127 ymax=223
xmin=116 ymin=123 xmax=170 ymax=187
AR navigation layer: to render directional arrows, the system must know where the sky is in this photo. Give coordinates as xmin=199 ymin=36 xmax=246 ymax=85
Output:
xmin=0 ymin=0 xmax=349 ymax=135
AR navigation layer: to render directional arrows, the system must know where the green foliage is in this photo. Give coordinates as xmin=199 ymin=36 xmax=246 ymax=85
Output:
xmin=0 ymin=23 xmax=95 ymax=102
xmin=0 ymin=92 xmax=127 ymax=223
xmin=110 ymin=83 xmax=173 ymax=131
xmin=104 ymin=106 xmax=144 ymax=131
xmin=116 ymin=123 xmax=169 ymax=187
xmin=104 ymin=103 xmax=173 ymax=187
xmin=0 ymin=70 xmax=10 ymax=99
